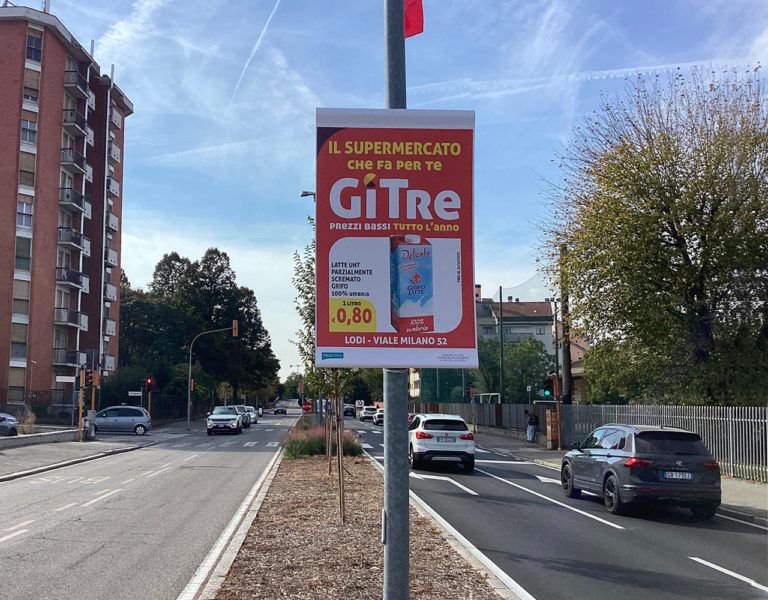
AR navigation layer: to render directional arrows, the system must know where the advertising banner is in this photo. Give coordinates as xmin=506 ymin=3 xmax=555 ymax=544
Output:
xmin=315 ymin=108 xmax=477 ymax=368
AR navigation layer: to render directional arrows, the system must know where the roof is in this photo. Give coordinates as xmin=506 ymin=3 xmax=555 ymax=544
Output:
xmin=490 ymin=301 xmax=553 ymax=320
xmin=602 ymin=423 xmax=694 ymax=434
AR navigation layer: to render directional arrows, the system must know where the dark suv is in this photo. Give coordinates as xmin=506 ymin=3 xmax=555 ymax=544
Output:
xmin=561 ymin=424 xmax=721 ymax=518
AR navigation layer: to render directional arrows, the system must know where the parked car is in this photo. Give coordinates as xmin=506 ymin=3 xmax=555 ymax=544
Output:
xmin=372 ymin=408 xmax=384 ymax=426
xmin=245 ymin=406 xmax=258 ymax=424
xmin=274 ymin=403 xmax=287 ymax=415
xmin=234 ymin=405 xmax=251 ymax=428
xmin=343 ymin=405 xmax=356 ymax=417
xmin=408 ymin=414 xmax=475 ymax=472
xmin=207 ymin=406 xmax=242 ymax=435
xmin=94 ymin=406 xmax=151 ymax=436
xmin=0 ymin=412 xmax=19 ymax=437
xmin=360 ymin=406 xmax=377 ymax=422
xmin=560 ymin=424 xmax=721 ymax=518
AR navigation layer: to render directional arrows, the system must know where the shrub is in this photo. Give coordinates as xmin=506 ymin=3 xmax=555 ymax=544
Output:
xmin=283 ymin=425 xmax=363 ymax=458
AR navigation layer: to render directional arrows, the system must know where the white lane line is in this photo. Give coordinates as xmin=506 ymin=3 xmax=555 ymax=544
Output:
xmin=361 ymin=443 xmax=374 ymax=449
xmin=147 ymin=467 xmax=171 ymax=479
xmin=412 ymin=473 xmax=479 ymax=496
xmin=716 ymin=513 xmax=768 ymax=531
xmin=379 ymin=444 xmax=386 ymax=448
xmin=373 ymin=455 xmax=384 ymax=460
xmin=55 ymin=503 xmax=77 ymax=512
xmin=357 ymin=430 xmax=367 ymax=434
xmin=243 ymin=442 xmax=257 ymax=447
xmin=122 ymin=478 xmax=135 ymax=484
xmin=372 ymin=430 xmax=383 ymax=434
xmin=266 ymin=442 xmax=279 ymax=447
xmin=81 ymin=489 xmax=122 ymax=507
xmin=689 ymin=557 xmax=768 ymax=593
xmin=264 ymin=428 xmax=274 ymax=431
xmin=534 ymin=475 xmax=561 ymax=484
xmin=476 ymin=460 xmax=533 ymax=465
xmin=475 ymin=448 xmax=491 ymax=454
xmin=0 ymin=530 xmax=27 ymax=544
xmin=183 ymin=454 xmax=198 ymax=462
xmin=6 ymin=520 xmax=35 ymax=530
xmin=476 ymin=468 xmax=625 ymax=530
xmin=140 ymin=470 xmax=154 ymax=476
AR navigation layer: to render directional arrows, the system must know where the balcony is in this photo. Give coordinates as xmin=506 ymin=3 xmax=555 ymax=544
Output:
xmin=62 ymin=109 xmax=87 ymax=136
xmin=103 ymin=318 xmax=116 ymax=336
xmin=106 ymin=176 xmax=120 ymax=198
xmin=108 ymin=141 xmax=121 ymax=164
xmin=61 ymin=147 xmax=88 ymax=175
xmin=105 ymin=246 xmax=118 ymax=268
xmin=106 ymin=211 xmax=119 ymax=232
xmin=103 ymin=354 xmax=116 ymax=372
xmin=63 ymin=70 xmax=89 ymax=99
xmin=54 ymin=307 xmax=88 ymax=330
xmin=86 ymin=126 xmax=94 ymax=147
xmin=56 ymin=267 xmax=89 ymax=291
xmin=87 ymin=89 xmax=96 ymax=111
xmin=59 ymin=188 xmax=92 ymax=217
xmin=57 ymin=227 xmax=90 ymax=256
xmin=109 ymin=109 xmax=122 ymax=130
xmin=52 ymin=348 xmax=86 ymax=366
xmin=85 ymin=163 xmax=93 ymax=183
xmin=104 ymin=282 xmax=117 ymax=302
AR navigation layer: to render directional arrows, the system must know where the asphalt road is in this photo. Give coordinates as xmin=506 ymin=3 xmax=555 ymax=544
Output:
xmin=0 ymin=414 xmax=293 ymax=600
xmin=355 ymin=419 xmax=768 ymax=600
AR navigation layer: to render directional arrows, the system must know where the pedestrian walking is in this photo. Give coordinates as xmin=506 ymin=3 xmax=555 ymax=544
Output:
xmin=525 ymin=409 xmax=538 ymax=443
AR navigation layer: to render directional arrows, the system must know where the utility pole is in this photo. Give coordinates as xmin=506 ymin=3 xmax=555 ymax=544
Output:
xmin=499 ymin=286 xmax=504 ymax=403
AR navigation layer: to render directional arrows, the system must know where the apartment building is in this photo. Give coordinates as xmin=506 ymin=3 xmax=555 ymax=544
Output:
xmin=0 ymin=3 xmax=132 ymax=410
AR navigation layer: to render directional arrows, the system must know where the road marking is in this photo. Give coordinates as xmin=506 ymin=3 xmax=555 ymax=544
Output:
xmin=141 ymin=470 xmax=154 ymax=476
xmin=475 ymin=448 xmax=491 ymax=454
xmin=266 ymin=442 xmax=279 ymax=447
xmin=81 ymin=476 xmax=110 ymax=485
xmin=122 ymin=478 xmax=135 ymax=484
xmin=534 ymin=475 xmax=561 ymax=484
xmin=379 ymin=444 xmax=386 ymax=448
xmin=82 ymin=489 xmax=122 ymax=507
xmin=372 ymin=430 xmax=383 ymax=434
xmin=689 ymin=557 xmax=768 ymax=593
xmin=716 ymin=513 xmax=768 ymax=531
xmin=264 ymin=428 xmax=274 ymax=431
xmin=183 ymin=454 xmax=198 ymax=461
xmin=357 ymin=430 xmax=367 ymax=434
xmin=6 ymin=520 xmax=35 ymax=530
xmin=410 ymin=473 xmax=478 ymax=495
xmin=0 ymin=530 xmax=27 ymax=544
xmin=223 ymin=440 xmax=237 ymax=446
xmin=55 ymin=503 xmax=77 ymax=512
xmin=361 ymin=443 xmax=374 ymax=449
xmin=147 ymin=468 xmax=171 ymax=479
xmin=476 ymin=468 xmax=625 ymax=530
xmin=172 ymin=443 xmax=188 ymax=448
xmin=243 ymin=442 xmax=258 ymax=447
xmin=476 ymin=460 xmax=533 ymax=465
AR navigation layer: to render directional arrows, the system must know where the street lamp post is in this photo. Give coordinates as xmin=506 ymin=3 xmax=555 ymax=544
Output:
xmin=547 ymin=297 xmax=562 ymax=449
xmin=187 ymin=325 xmax=235 ymax=430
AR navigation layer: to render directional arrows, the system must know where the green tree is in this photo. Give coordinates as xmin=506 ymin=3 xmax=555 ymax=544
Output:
xmin=502 ymin=338 xmax=553 ymax=403
xmin=544 ymin=68 xmax=768 ymax=405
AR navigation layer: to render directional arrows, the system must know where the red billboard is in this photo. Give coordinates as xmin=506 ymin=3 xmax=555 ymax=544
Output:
xmin=315 ymin=108 xmax=477 ymax=368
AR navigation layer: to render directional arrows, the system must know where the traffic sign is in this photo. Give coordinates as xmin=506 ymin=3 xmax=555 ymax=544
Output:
xmin=128 ymin=391 xmax=142 ymax=397
xmin=302 ymin=400 xmax=312 ymax=413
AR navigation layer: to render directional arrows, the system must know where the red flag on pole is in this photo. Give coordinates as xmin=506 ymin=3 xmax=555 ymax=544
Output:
xmin=405 ymin=0 xmax=423 ymax=38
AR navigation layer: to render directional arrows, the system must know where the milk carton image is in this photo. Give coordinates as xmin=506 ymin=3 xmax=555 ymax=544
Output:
xmin=390 ymin=235 xmax=434 ymax=333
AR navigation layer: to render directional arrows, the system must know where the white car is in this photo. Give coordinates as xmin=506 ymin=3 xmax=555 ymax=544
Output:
xmin=372 ymin=408 xmax=384 ymax=426
xmin=360 ymin=406 xmax=377 ymax=422
xmin=408 ymin=414 xmax=475 ymax=472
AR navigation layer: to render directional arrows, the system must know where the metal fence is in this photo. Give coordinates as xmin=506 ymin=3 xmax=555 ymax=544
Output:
xmin=412 ymin=401 xmax=768 ymax=482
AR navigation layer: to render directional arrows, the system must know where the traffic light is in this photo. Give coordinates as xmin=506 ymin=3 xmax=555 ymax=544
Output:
xmin=80 ymin=368 xmax=86 ymax=388
xmin=145 ymin=377 xmax=153 ymax=390
xmin=190 ymin=378 xmax=195 ymax=392
xmin=543 ymin=378 xmax=553 ymax=397
xmin=464 ymin=384 xmax=474 ymax=400
xmin=232 ymin=319 xmax=239 ymax=338
xmin=92 ymin=370 xmax=99 ymax=387
xmin=84 ymin=369 xmax=93 ymax=387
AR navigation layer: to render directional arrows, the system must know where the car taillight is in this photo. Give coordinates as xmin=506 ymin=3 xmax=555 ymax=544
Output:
xmin=624 ymin=457 xmax=655 ymax=468
xmin=702 ymin=460 xmax=720 ymax=471
xmin=415 ymin=431 xmax=433 ymax=439
xmin=459 ymin=432 xmax=474 ymax=440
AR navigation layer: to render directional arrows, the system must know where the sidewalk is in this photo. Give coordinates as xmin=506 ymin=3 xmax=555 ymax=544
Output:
xmin=473 ymin=426 xmax=768 ymax=527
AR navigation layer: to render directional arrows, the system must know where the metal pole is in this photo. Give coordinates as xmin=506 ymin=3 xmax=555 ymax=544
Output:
xmin=187 ymin=326 xmax=233 ymax=430
xmin=384 ymin=3 xmax=409 ymax=598
xmin=499 ymin=286 xmax=504 ymax=403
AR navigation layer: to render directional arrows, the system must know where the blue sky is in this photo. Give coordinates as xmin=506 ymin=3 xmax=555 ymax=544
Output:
xmin=27 ymin=0 xmax=768 ymax=378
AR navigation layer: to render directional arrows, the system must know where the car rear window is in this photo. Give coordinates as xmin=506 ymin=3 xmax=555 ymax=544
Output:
xmin=634 ymin=431 xmax=708 ymax=455
xmin=423 ymin=419 xmax=467 ymax=431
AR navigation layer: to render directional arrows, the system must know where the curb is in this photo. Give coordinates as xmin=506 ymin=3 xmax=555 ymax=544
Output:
xmin=0 ymin=441 xmax=159 ymax=483
xmin=364 ymin=450 xmax=527 ymax=600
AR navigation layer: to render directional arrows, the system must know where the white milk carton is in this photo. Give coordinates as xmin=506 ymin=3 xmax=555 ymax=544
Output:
xmin=390 ymin=235 xmax=434 ymax=333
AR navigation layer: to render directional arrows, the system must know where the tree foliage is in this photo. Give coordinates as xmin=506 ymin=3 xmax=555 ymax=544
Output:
xmin=544 ymin=68 xmax=768 ymax=405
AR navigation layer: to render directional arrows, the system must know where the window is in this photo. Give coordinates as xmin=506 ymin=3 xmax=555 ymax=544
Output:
xmin=17 ymin=201 xmax=33 ymax=228
xmin=11 ymin=323 xmax=28 ymax=359
xmin=483 ymin=326 xmax=493 ymax=335
xmin=55 ymin=288 xmax=70 ymax=309
xmin=600 ymin=430 xmax=625 ymax=450
xmin=19 ymin=151 xmax=35 ymax=187
xmin=581 ymin=428 xmax=606 ymax=449
xmin=15 ymin=237 xmax=31 ymax=271
xmin=536 ymin=327 xmax=545 ymax=335
xmin=8 ymin=367 xmax=26 ymax=389
xmin=26 ymin=30 xmax=42 ymax=62
xmin=21 ymin=110 xmax=38 ymax=143
xmin=12 ymin=280 xmax=30 ymax=315
xmin=23 ymin=69 xmax=40 ymax=102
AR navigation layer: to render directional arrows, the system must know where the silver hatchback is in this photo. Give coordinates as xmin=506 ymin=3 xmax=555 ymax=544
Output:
xmin=94 ymin=406 xmax=152 ymax=436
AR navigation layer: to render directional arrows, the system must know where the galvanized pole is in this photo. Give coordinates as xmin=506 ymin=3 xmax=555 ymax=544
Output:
xmin=499 ymin=286 xmax=504 ymax=403
xmin=384 ymin=2 xmax=409 ymax=599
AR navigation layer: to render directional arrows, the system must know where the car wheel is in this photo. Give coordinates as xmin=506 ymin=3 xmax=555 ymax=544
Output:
xmin=463 ymin=458 xmax=475 ymax=473
xmin=561 ymin=463 xmax=581 ymax=499
xmin=134 ymin=424 xmax=147 ymax=436
xmin=237 ymin=425 xmax=242 ymax=434
xmin=691 ymin=503 xmax=718 ymax=519
xmin=8 ymin=428 xmax=18 ymax=437
xmin=603 ymin=474 xmax=625 ymax=515
xmin=207 ymin=430 xmax=213 ymax=436
xmin=409 ymin=445 xmax=420 ymax=469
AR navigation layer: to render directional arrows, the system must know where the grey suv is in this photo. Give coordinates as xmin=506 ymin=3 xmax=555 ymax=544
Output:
xmin=561 ymin=424 xmax=721 ymax=518
xmin=94 ymin=406 xmax=151 ymax=436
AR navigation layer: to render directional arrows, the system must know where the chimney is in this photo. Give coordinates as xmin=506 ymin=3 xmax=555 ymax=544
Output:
xmin=474 ymin=284 xmax=481 ymax=302
xmin=507 ymin=296 xmax=513 ymax=302
xmin=515 ymin=298 xmax=519 ymax=302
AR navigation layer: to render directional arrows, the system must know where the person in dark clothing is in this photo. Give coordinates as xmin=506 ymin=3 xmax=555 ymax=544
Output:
xmin=525 ymin=409 xmax=539 ymax=443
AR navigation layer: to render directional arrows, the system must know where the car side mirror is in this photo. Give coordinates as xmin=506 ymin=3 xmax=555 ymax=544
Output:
xmin=0 ymin=417 xmax=5 ymax=422
xmin=571 ymin=442 xmax=581 ymax=451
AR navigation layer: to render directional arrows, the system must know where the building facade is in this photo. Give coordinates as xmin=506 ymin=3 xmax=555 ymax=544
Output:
xmin=0 ymin=4 xmax=132 ymax=412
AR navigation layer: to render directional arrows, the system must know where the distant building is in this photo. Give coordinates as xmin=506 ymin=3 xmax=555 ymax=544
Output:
xmin=475 ymin=284 xmax=554 ymax=351
xmin=0 ymin=3 xmax=132 ymax=409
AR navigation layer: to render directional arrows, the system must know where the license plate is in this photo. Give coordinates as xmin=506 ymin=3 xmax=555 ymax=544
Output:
xmin=436 ymin=436 xmax=455 ymax=443
xmin=662 ymin=471 xmax=693 ymax=480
